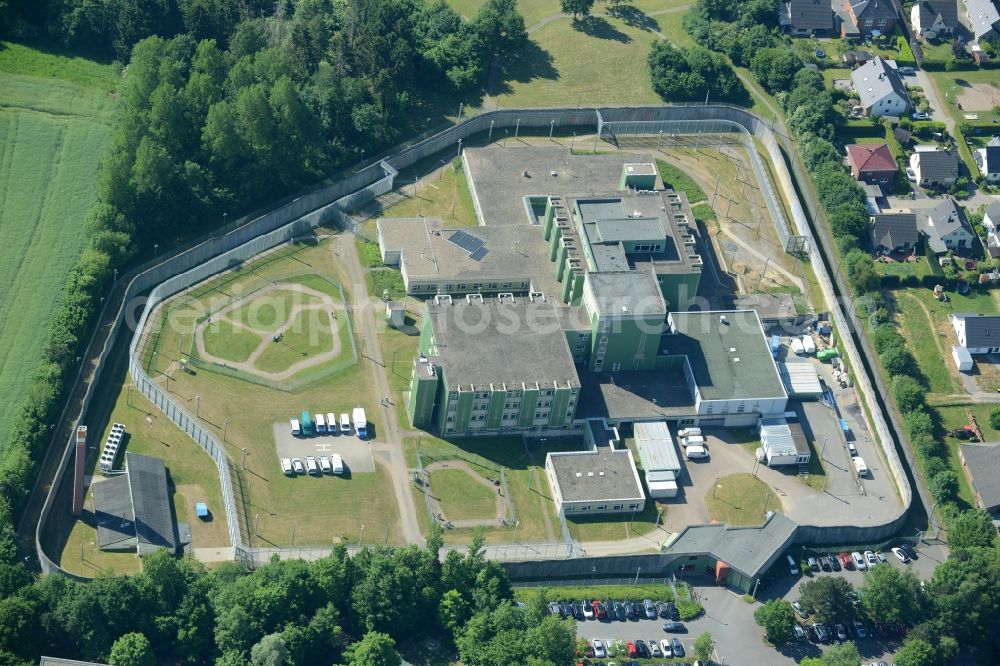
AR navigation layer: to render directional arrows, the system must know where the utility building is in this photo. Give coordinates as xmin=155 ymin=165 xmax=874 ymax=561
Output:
xmin=633 ymin=421 xmax=682 ymax=498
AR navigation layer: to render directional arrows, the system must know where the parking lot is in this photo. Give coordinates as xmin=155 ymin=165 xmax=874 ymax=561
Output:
xmin=272 ymin=423 xmax=375 ymax=474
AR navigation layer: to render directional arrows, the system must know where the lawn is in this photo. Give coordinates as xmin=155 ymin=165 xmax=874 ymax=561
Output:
xmin=704 ymin=473 xmax=781 ymax=526
xmin=565 ymin=499 xmax=664 ymax=543
xmin=656 ymin=159 xmax=707 ymax=204
xmin=254 ymin=309 xmax=336 ymax=373
xmin=928 ymin=69 xmax=1000 ymax=125
xmin=874 ymin=258 xmax=933 ymax=279
xmin=429 ymin=467 xmax=500 ymax=521
xmin=227 ymin=288 xmax=323 ymax=332
xmin=495 ymin=15 xmax=665 ymax=108
xmin=201 ymin=320 xmax=263 ymax=364
xmin=377 ymin=308 xmax=423 ymax=427
xmin=138 ymin=233 xmax=401 ymax=546
xmin=513 ymin=583 xmax=671 ymax=602
xmin=376 ymin=160 xmax=479 ymax=228
xmin=0 ymin=45 xmax=118 ymax=444
xmin=367 ymin=269 xmax=407 ymax=301
xmin=444 ymin=0 xmax=687 ymax=29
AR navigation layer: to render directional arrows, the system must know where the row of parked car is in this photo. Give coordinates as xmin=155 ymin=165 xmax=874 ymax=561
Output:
xmin=548 ymin=598 xmax=681 ymax=625
xmin=583 ymin=637 xmax=686 ymax=661
xmin=281 ymin=454 xmax=344 ymax=476
xmin=793 ymin=617 xmax=909 ymax=645
xmin=790 ymin=543 xmax=916 ymax=575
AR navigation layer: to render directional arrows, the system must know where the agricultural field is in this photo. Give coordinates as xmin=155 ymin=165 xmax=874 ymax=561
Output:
xmin=128 ymin=234 xmax=400 ymax=547
xmin=0 ymin=43 xmax=119 ymax=443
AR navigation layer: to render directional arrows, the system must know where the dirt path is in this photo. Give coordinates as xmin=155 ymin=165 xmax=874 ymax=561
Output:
xmin=424 ymin=460 xmax=507 ymax=528
xmin=193 ymin=282 xmax=345 ymax=381
xmin=718 ymin=227 xmax=805 ymax=290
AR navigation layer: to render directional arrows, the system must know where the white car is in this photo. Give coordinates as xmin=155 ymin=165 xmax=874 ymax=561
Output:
xmin=304 ymin=455 xmax=319 ymax=475
xmin=892 ymin=547 xmax=910 ymax=563
xmin=340 ymin=413 xmax=351 ymax=434
xmin=852 ymin=551 xmax=866 ymax=570
xmin=318 ymin=455 xmax=332 ymax=474
xmin=876 ymin=551 xmax=887 ymax=564
xmin=864 ymin=550 xmax=879 ymax=568
xmin=291 ymin=458 xmax=305 ymax=474
xmin=906 ymin=167 xmax=917 ymax=182
xmin=582 ymin=601 xmax=594 ymax=620
xmin=326 ymin=412 xmax=338 ymax=435
xmin=912 ymin=111 xmax=930 ymax=120
xmin=659 ymin=639 xmax=673 ymax=657
xmin=330 ymin=454 xmax=345 ymax=475
xmin=592 ymin=640 xmax=606 ymax=658
xmin=280 ymin=458 xmax=293 ymax=475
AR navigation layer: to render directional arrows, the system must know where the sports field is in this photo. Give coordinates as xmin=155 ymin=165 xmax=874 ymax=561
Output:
xmin=0 ymin=42 xmax=118 ymax=444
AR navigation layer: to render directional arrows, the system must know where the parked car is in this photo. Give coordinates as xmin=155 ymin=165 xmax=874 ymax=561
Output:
xmin=593 ymin=639 xmax=606 ymax=658
xmin=835 ymin=624 xmax=848 ymax=641
xmin=828 ymin=555 xmax=841 ymax=572
xmin=304 ymin=455 xmax=319 ymax=475
xmin=291 ymin=458 xmax=305 ymax=474
xmin=662 ymin=621 xmax=686 ymax=632
xmin=318 ymin=455 xmax=332 ymax=474
xmin=813 ymin=623 xmax=830 ymax=643
xmin=667 ymin=603 xmax=680 ymax=621
xmin=634 ymin=639 xmax=649 ymax=658
xmin=820 ymin=556 xmax=832 ymax=571
xmin=644 ymin=599 xmax=658 ymax=619
xmin=625 ymin=640 xmax=637 ymax=658
xmin=794 ymin=625 xmax=807 ymax=642
xmin=900 ymin=543 xmax=918 ymax=560
xmin=582 ymin=600 xmax=594 ymax=619
xmin=912 ymin=111 xmax=930 ymax=120
xmin=876 ymin=552 xmax=887 ymax=564
xmin=572 ymin=602 xmax=585 ymax=620
xmin=852 ymin=552 xmax=866 ymax=570
xmin=602 ymin=600 xmax=614 ymax=618
xmin=624 ymin=601 xmax=639 ymax=619
xmin=898 ymin=66 xmax=916 ymax=75
xmin=671 ymin=638 xmax=685 ymax=657
xmin=656 ymin=601 xmax=669 ymax=618
xmin=548 ymin=602 xmax=561 ymax=617
xmin=614 ymin=602 xmax=626 ymax=621
xmin=592 ymin=599 xmax=605 ymax=619
xmin=280 ymin=458 xmax=293 ymax=475
xmin=853 ymin=620 xmax=868 ymax=638
xmin=906 ymin=167 xmax=917 ymax=182
xmin=647 ymin=638 xmax=662 ymax=657
xmin=807 ymin=556 xmax=820 ymax=572
xmin=792 ymin=600 xmax=808 ymax=618
xmin=865 ymin=550 xmax=879 ymax=568
xmin=892 ymin=547 xmax=909 ymax=563
xmin=838 ymin=552 xmax=853 ymax=569
xmin=659 ymin=638 xmax=673 ymax=657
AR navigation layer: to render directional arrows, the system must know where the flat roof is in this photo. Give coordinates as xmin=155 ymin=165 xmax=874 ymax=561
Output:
xmin=578 ymin=370 xmax=696 ymax=421
xmin=585 ymin=271 xmax=666 ymax=317
xmin=633 ymin=421 xmax=681 ymax=473
xmin=548 ymin=448 xmax=644 ymax=503
xmin=666 ymin=310 xmax=787 ymax=401
xmin=377 ymin=217 xmax=562 ymax=296
xmin=426 ymin=296 xmax=581 ymax=390
xmin=664 ymin=512 xmax=798 ymax=579
xmin=624 ymin=162 xmax=657 ymax=176
xmin=959 ymin=443 xmax=1000 ymax=510
xmin=463 ymin=146 xmax=662 ymax=226
xmin=127 ymin=453 xmax=176 ymax=552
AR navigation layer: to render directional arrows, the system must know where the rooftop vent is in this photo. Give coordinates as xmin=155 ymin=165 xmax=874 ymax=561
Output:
xmin=587 ymin=471 xmax=595 ymax=477
xmin=466 ymin=293 xmax=484 ymax=304
xmin=575 ymin=472 xmax=583 ymax=478
xmin=720 ymin=314 xmax=729 ymax=324
xmin=498 ymin=292 xmax=515 ymax=304
xmin=435 ymin=294 xmax=453 ymax=305
xmin=598 ymin=471 xmax=606 ymax=476
xmin=529 ymin=292 xmax=545 ymax=302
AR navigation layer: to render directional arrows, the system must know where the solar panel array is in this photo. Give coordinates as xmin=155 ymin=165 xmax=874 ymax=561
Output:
xmin=447 ymin=230 xmax=490 ymax=261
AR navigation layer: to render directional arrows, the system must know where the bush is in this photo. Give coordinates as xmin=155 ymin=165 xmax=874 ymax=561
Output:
xmin=912 ymin=433 xmax=946 ymax=459
xmin=880 ymin=345 xmax=918 ymax=377
xmin=903 ymin=410 xmax=935 ymax=438
xmin=891 ymin=375 xmax=925 ymax=412
xmin=990 ymin=408 xmax=1000 ymax=431
xmin=930 ymin=470 xmax=960 ymax=504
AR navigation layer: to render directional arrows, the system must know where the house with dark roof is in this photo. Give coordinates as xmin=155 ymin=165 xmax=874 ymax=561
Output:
xmin=963 ymin=0 xmax=1000 ymax=42
xmin=784 ymin=0 xmax=834 ymax=34
xmin=847 ymin=143 xmax=898 ymax=184
xmin=951 ymin=312 xmax=1000 ymax=353
xmin=870 ymin=213 xmax=918 ymax=253
xmin=893 ymin=126 xmax=913 ymax=146
xmin=842 ymin=0 xmax=898 ymax=38
xmin=912 ymin=0 xmax=960 ymax=39
xmin=975 ymin=145 xmax=1000 ymax=183
xmin=919 ymin=198 xmax=975 ymax=253
xmin=909 ymin=148 xmax=958 ymax=188
xmin=958 ymin=443 xmax=1000 ymax=514
xmin=851 ymin=57 xmax=910 ymax=116
xmin=92 ymin=452 xmax=177 ymax=555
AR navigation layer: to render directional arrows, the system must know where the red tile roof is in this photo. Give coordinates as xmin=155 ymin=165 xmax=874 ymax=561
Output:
xmin=847 ymin=143 xmax=897 ymax=174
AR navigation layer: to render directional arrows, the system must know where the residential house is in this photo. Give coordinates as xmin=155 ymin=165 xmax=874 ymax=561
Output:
xmin=963 ymin=0 xmax=1000 ymax=42
xmin=869 ymin=213 xmax=919 ymax=253
xmin=842 ymin=0 xmax=898 ymax=38
xmin=975 ymin=144 xmax=1000 ymax=183
xmin=909 ymin=148 xmax=958 ymax=188
xmin=951 ymin=313 xmax=1000 ymax=353
xmin=784 ymin=0 xmax=833 ymax=34
xmin=846 ymin=143 xmax=898 ymax=184
xmin=919 ymin=198 xmax=976 ymax=252
xmin=982 ymin=199 xmax=1000 ymax=257
xmin=851 ymin=57 xmax=910 ymax=117
xmin=911 ymin=0 xmax=959 ymax=39
xmin=957 ymin=443 xmax=1000 ymax=515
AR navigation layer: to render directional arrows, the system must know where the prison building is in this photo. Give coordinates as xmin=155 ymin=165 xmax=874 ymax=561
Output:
xmin=544 ymin=448 xmax=646 ymax=516
xmin=92 ymin=453 xmax=177 ymax=555
xmin=662 ymin=310 xmax=789 ymax=427
xmin=582 ymin=270 xmax=667 ymax=373
xmin=407 ymin=294 xmax=582 ymax=435
xmin=633 ymin=421 xmax=682 ymax=498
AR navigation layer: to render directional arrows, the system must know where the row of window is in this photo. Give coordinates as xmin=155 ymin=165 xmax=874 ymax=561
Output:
xmin=703 ymin=400 xmax=752 ymax=415
xmin=863 ymin=19 xmax=888 ymax=28
xmin=564 ymin=503 xmax=641 ymax=512
xmin=412 ymin=281 xmax=529 ymax=292
xmin=631 ymin=243 xmax=662 ymax=253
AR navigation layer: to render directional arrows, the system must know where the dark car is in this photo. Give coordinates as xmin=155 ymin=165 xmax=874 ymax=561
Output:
xmin=671 ymin=638 xmax=685 ymax=657
xmin=669 ymin=604 xmax=680 ymax=621
xmin=662 ymin=621 xmax=686 ymax=632
xmin=602 ymin=600 xmax=614 ymax=618
xmin=634 ymin=639 xmax=649 ymax=658
xmin=828 ymin=555 xmax=841 ymax=572
xmin=656 ymin=601 xmax=670 ymax=618
xmin=820 ymin=557 xmax=832 ymax=572
xmin=624 ymin=601 xmax=639 ymax=619
xmin=572 ymin=602 xmax=585 ymax=620
xmin=900 ymin=543 xmax=918 ymax=559
xmin=614 ymin=602 xmax=627 ymax=621
xmin=560 ymin=602 xmax=573 ymax=618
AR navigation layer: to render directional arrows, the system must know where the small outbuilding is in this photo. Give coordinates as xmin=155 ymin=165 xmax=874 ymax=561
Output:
xmin=952 ymin=344 xmax=974 ymax=372
xmin=545 ymin=447 xmax=645 ymax=516
xmin=758 ymin=417 xmax=811 ymax=467
xmin=633 ymin=421 xmax=682 ymax=498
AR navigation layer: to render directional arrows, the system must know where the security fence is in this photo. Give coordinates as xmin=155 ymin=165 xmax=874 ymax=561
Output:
xmin=37 ymin=105 xmax=911 ymax=577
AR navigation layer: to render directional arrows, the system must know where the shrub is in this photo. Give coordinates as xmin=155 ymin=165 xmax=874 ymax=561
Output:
xmin=930 ymin=470 xmax=960 ymax=503
xmin=903 ymin=410 xmax=934 ymax=438
xmin=891 ymin=376 xmax=925 ymax=412
xmin=990 ymin=408 xmax=1000 ymax=431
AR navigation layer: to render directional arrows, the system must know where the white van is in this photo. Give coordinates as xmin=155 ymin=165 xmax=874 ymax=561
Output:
xmin=290 ymin=418 xmax=301 ymax=436
xmin=852 ymin=456 xmax=868 ymax=478
xmin=318 ymin=455 xmax=332 ymax=474
xmin=315 ymin=413 xmax=327 ymax=434
xmin=678 ymin=427 xmax=701 ymax=438
xmin=327 ymin=413 xmax=338 ymax=435
xmin=786 ymin=555 xmax=799 ymax=575
xmin=330 ymin=454 xmax=345 ymax=475
xmin=304 ymin=455 xmax=320 ymax=475
xmin=340 ymin=413 xmax=351 ymax=434
xmin=686 ymin=445 xmax=709 ymax=459
xmin=682 ymin=435 xmax=706 ymax=448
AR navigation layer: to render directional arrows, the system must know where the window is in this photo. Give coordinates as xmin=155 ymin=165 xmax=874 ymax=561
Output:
xmin=565 ymin=506 xmax=574 ymax=512
xmin=612 ymin=362 xmax=621 ymax=371
xmin=596 ymin=505 xmax=606 ymax=511
xmin=628 ymin=503 xmax=639 ymax=510
xmin=864 ymin=19 xmax=873 ymax=27
xmin=579 ymin=506 xmax=590 ymax=512
xmin=878 ymin=18 xmax=886 ymax=27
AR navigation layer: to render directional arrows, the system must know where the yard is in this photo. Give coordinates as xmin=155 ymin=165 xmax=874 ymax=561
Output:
xmin=132 ymin=232 xmax=402 ymax=547
xmin=928 ymin=69 xmax=1000 ymax=125
xmin=0 ymin=43 xmax=118 ymax=444
xmin=704 ymin=473 xmax=781 ymax=526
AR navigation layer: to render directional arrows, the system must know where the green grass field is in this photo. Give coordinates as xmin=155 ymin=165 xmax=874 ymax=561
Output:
xmin=705 ymin=473 xmax=781 ymax=526
xmin=254 ymin=310 xmax=336 ymax=373
xmin=0 ymin=44 xmax=119 ymax=444
xmin=429 ymin=467 xmax=500 ymax=520
xmin=227 ymin=288 xmax=323 ymax=332
xmin=201 ymin=320 xmax=263 ymax=364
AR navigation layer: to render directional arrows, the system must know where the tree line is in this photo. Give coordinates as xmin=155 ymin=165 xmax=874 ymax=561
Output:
xmin=0 ymin=0 xmax=527 ymax=562
xmin=0 ymin=529 xmax=577 ymax=666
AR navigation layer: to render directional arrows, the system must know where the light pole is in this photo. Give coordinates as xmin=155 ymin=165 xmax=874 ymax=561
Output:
xmin=241 ymin=447 xmax=248 ymax=469
xmin=656 ymin=130 xmax=663 ymax=152
xmin=458 ymin=102 xmax=463 ymax=119
xmin=489 ymin=119 xmax=494 ymax=141
xmin=571 ymin=131 xmax=576 ymax=151
xmin=634 ymin=566 xmax=641 ymax=585
xmin=549 ymin=119 xmax=555 ymax=140
xmin=224 ymin=420 xmax=228 ymax=442
xmin=515 ymin=118 xmax=520 ymax=139
xmin=360 ymin=336 xmax=367 ymax=360
xmin=457 ymin=138 xmax=462 ymax=158
xmin=359 ymin=524 xmax=365 ymax=546
xmin=113 ymin=268 xmax=118 ymax=283
xmin=153 ymin=243 xmax=159 ymax=257
xmin=195 ymin=395 xmax=200 ymax=417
